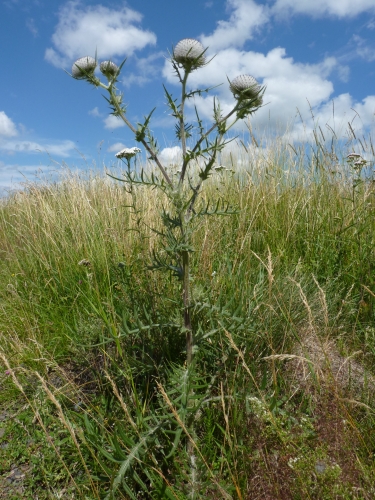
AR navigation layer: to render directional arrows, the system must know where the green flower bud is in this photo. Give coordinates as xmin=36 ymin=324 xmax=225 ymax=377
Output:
xmin=72 ymin=56 xmax=97 ymax=79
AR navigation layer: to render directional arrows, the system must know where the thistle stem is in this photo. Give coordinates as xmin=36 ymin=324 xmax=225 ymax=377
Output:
xmin=182 ymin=248 xmax=193 ymax=366
xmin=179 ymin=71 xmax=189 ymax=185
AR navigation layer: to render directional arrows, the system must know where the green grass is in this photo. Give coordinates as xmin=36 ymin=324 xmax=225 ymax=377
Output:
xmin=1 ymin=132 xmax=375 ymax=499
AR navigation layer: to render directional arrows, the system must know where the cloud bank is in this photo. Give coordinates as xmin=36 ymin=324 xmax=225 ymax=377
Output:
xmin=0 ymin=112 xmax=18 ymax=137
xmin=45 ymin=1 xmax=157 ymax=68
xmin=0 ymin=139 xmax=76 ymax=157
xmin=200 ymin=0 xmax=269 ymax=51
xmin=163 ymin=0 xmax=375 ymax=139
xmin=271 ymin=0 xmax=375 ymax=18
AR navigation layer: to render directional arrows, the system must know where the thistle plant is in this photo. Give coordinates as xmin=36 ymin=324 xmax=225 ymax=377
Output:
xmin=70 ymin=39 xmax=264 ymax=497
xmin=71 ymin=40 xmax=263 ymax=368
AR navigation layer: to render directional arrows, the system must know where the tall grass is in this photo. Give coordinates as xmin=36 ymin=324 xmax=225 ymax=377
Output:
xmin=1 ymin=128 xmax=375 ymax=499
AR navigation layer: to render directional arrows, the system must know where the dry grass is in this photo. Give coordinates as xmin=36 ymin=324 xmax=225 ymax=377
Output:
xmin=1 ymin=132 xmax=375 ymax=498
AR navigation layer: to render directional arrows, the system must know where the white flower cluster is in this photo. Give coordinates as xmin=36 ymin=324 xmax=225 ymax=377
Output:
xmin=246 ymin=396 xmax=268 ymax=419
xmin=115 ymin=147 xmax=141 ymax=159
xmin=346 ymin=152 xmax=368 ymax=168
xmin=288 ymin=456 xmax=302 ymax=469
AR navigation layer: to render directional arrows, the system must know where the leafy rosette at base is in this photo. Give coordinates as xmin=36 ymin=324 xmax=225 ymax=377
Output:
xmin=100 ymin=61 xmax=119 ymax=80
xmin=72 ymin=56 xmax=97 ymax=80
xmin=115 ymin=147 xmax=141 ymax=159
xmin=230 ymin=75 xmax=263 ymax=106
xmin=173 ymin=38 xmax=206 ymax=71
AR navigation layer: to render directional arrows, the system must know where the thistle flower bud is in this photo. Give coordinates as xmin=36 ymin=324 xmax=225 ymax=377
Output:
xmin=115 ymin=147 xmax=141 ymax=159
xmin=72 ymin=56 xmax=97 ymax=79
xmin=173 ymin=38 xmax=206 ymax=70
xmin=100 ymin=60 xmax=119 ymax=80
xmin=230 ymin=75 xmax=262 ymax=103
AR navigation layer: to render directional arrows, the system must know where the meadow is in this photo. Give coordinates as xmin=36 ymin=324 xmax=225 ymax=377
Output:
xmin=0 ymin=126 xmax=375 ymax=499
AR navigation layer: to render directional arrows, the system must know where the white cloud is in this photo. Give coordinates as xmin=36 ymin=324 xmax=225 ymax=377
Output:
xmin=272 ymin=0 xmax=375 ymax=18
xmin=121 ymin=73 xmax=152 ymax=88
xmin=351 ymin=35 xmax=375 ymax=62
xmin=122 ymin=51 xmax=165 ymax=88
xmin=0 ymin=162 xmax=60 ymax=196
xmin=45 ymin=1 xmax=157 ymax=68
xmin=26 ymin=18 xmax=38 ymax=37
xmin=89 ymin=107 xmax=102 ymax=117
xmin=200 ymin=0 xmax=269 ymax=51
xmin=104 ymin=115 xmax=125 ymax=130
xmin=0 ymin=111 xmax=18 ymax=137
xmin=165 ymin=47 xmax=336 ymax=122
xmin=163 ymin=42 xmax=375 ymax=142
xmin=0 ymin=139 xmax=76 ymax=157
xmin=107 ymin=142 xmax=126 ymax=153
xmin=286 ymin=93 xmax=375 ymax=144
xmin=159 ymin=146 xmax=182 ymax=164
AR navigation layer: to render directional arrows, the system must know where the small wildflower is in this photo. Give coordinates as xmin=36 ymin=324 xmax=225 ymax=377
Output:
xmin=115 ymin=147 xmax=141 ymax=159
xmin=230 ymin=75 xmax=262 ymax=105
xmin=346 ymin=153 xmax=361 ymax=159
xmin=72 ymin=56 xmax=97 ymax=79
xmin=173 ymin=38 xmax=206 ymax=70
xmin=78 ymin=259 xmax=92 ymax=267
xmin=288 ymin=456 xmax=301 ymax=469
xmin=100 ymin=60 xmax=119 ymax=80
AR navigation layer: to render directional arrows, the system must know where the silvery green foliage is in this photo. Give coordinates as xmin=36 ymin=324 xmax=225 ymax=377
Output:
xmin=71 ymin=56 xmax=97 ymax=79
xmin=173 ymin=38 xmax=206 ymax=70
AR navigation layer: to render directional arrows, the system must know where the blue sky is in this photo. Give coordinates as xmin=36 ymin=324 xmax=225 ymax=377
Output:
xmin=0 ymin=0 xmax=374 ymax=194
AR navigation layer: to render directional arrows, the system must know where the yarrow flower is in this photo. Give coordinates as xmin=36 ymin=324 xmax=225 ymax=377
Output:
xmin=346 ymin=153 xmax=361 ymax=159
xmin=115 ymin=147 xmax=141 ymax=159
xmin=346 ymin=153 xmax=367 ymax=168
xmin=230 ymin=75 xmax=262 ymax=105
xmin=173 ymin=38 xmax=206 ymax=70
xmin=72 ymin=56 xmax=97 ymax=79
xmin=100 ymin=60 xmax=119 ymax=80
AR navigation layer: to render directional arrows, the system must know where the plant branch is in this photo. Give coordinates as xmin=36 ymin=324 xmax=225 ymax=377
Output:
xmin=108 ymin=87 xmax=173 ymax=187
xmin=179 ymin=103 xmax=240 ymax=185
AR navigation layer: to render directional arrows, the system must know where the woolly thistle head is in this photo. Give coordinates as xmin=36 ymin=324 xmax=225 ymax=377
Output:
xmin=100 ymin=60 xmax=119 ymax=80
xmin=230 ymin=75 xmax=263 ymax=105
xmin=72 ymin=56 xmax=97 ymax=80
xmin=173 ymin=38 xmax=206 ymax=71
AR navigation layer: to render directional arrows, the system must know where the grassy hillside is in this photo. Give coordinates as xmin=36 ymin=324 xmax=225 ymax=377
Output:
xmin=1 ymin=134 xmax=375 ymax=499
